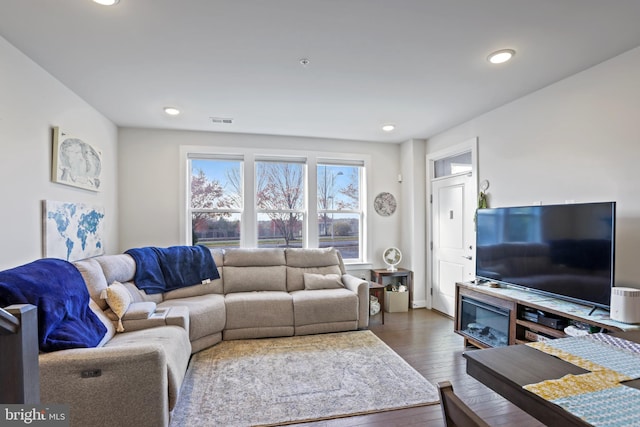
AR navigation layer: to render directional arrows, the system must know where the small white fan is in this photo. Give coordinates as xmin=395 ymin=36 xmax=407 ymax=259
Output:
xmin=383 ymin=247 xmax=402 ymax=271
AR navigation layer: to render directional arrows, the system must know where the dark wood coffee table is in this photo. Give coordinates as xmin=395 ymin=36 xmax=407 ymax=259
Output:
xmin=463 ymin=331 xmax=640 ymax=427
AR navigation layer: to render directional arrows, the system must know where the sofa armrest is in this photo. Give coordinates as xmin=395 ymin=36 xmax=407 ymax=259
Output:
xmin=105 ymin=305 xmax=190 ymax=334
xmin=342 ymin=274 xmax=369 ymax=328
xmin=39 ymin=344 xmax=170 ymax=427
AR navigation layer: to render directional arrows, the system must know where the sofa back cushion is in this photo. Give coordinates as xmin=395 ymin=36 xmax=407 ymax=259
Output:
xmin=94 ymin=255 xmax=166 ymax=304
xmin=163 ymin=249 xmax=224 ymax=300
xmin=163 ymin=271 xmax=224 ymax=300
xmin=224 ymin=266 xmax=286 ymax=293
xmin=95 ymin=254 xmax=136 ymax=283
xmin=74 ymin=258 xmax=110 ymax=310
xmin=285 ymin=247 xmax=343 ymax=269
xmin=223 ymin=248 xmax=285 ymax=266
xmin=222 ymin=249 xmax=287 ymax=293
xmin=285 ymin=248 xmax=344 ymax=292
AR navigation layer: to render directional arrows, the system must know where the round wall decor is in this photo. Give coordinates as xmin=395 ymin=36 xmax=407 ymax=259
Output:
xmin=374 ymin=192 xmax=397 ymax=216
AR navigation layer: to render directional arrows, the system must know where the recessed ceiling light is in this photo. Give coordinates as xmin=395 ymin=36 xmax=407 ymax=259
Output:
xmin=487 ymin=49 xmax=516 ymax=64
xmin=164 ymin=107 xmax=180 ymax=116
xmin=93 ymin=0 xmax=120 ymax=5
xmin=382 ymin=124 xmax=396 ymax=132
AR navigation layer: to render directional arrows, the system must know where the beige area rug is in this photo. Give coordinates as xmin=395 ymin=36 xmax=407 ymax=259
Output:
xmin=170 ymin=330 xmax=439 ymax=427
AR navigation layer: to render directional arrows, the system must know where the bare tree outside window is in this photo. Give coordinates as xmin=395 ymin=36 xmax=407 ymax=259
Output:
xmin=256 ymin=161 xmax=304 ymax=247
xmin=190 ymin=159 xmax=242 ymax=248
xmin=187 ymin=154 xmax=365 ymax=262
xmin=317 ymin=164 xmax=362 ymax=260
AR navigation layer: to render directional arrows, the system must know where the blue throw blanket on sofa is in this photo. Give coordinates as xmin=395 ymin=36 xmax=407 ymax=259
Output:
xmin=125 ymin=245 xmax=220 ymax=294
xmin=0 ymin=258 xmax=107 ymax=352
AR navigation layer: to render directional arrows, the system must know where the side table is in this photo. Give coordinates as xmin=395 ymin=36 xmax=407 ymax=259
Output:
xmin=369 ymin=282 xmax=386 ymax=324
xmin=370 ymin=268 xmax=413 ymax=309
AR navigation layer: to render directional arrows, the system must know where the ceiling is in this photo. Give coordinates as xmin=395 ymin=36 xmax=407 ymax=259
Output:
xmin=2 ymin=1 xmax=640 ymax=143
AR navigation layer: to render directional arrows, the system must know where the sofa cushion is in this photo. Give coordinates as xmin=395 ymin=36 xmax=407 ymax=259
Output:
xmin=303 ymin=273 xmax=344 ymax=290
xmin=224 ymin=291 xmax=293 ymax=330
xmin=94 ymin=254 xmax=136 ymax=284
xmin=223 ymin=266 xmax=287 ymax=293
xmin=163 ymin=269 xmax=223 ymax=300
xmin=73 ymin=258 xmax=109 ymax=310
xmin=285 ymin=247 xmax=341 ymax=268
xmin=159 ymin=294 xmax=226 ymax=342
xmin=120 ymin=281 xmax=164 ymax=304
xmin=223 ymin=248 xmax=285 ymax=266
xmin=290 ymin=288 xmax=358 ymax=326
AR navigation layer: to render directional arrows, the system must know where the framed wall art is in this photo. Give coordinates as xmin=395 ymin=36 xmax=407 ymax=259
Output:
xmin=43 ymin=200 xmax=105 ymax=261
xmin=52 ymin=127 xmax=102 ymax=191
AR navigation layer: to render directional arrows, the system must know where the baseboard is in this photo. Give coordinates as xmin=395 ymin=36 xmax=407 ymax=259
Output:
xmin=412 ymin=299 xmax=427 ymax=309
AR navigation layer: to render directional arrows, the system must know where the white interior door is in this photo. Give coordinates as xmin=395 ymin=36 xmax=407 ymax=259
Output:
xmin=431 ymin=173 xmax=475 ymax=316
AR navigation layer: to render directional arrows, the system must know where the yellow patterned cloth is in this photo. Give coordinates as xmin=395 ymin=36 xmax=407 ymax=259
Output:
xmin=524 ymin=341 xmax=632 ymax=400
xmin=523 ymin=371 xmax=630 ymax=400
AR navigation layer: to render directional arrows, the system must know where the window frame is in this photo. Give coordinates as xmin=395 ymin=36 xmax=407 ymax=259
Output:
xmin=255 ymin=158 xmax=307 ymax=248
xmin=180 ymin=145 xmax=370 ymax=264
xmin=187 ymin=155 xmax=244 ymax=249
xmin=316 ymin=161 xmax=365 ymax=262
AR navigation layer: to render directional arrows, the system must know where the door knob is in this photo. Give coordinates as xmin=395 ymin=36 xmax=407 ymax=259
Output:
xmin=461 ymin=255 xmax=472 ymax=260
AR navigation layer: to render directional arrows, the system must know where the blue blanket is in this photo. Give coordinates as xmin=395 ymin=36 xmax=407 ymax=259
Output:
xmin=125 ymin=245 xmax=220 ymax=294
xmin=0 ymin=258 xmax=107 ymax=352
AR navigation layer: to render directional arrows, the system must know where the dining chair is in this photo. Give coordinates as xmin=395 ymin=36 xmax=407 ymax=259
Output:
xmin=437 ymin=380 xmax=491 ymax=427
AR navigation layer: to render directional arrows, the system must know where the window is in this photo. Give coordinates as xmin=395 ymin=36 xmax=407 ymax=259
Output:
xmin=185 ymin=149 xmax=367 ymax=263
xmin=317 ymin=163 xmax=363 ymax=261
xmin=189 ymin=157 xmax=242 ymax=249
xmin=256 ymin=160 xmax=305 ymax=248
xmin=434 ymin=151 xmax=472 ymax=178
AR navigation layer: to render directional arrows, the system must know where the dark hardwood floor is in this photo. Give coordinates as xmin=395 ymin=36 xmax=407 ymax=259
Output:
xmin=293 ymin=308 xmax=545 ymax=427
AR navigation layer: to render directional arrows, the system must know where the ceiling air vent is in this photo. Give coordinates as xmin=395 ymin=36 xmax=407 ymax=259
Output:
xmin=210 ymin=117 xmax=234 ymax=124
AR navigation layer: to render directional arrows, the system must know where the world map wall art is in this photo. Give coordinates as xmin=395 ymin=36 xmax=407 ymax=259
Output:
xmin=43 ymin=200 xmax=105 ymax=262
xmin=51 ymin=126 xmax=102 ymax=192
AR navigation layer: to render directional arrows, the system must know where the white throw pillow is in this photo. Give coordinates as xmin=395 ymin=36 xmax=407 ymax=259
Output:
xmin=100 ymin=281 xmax=132 ymax=332
xmin=303 ymin=273 xmax=344 ymax=290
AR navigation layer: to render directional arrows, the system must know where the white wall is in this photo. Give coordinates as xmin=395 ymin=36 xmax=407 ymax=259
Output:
xmin=0 ymin=36 xmax=118 ymax=270
xmin=427 ymin=46 xmax=640 ymax=288
xmin=117 ymin=128 xmax=403 ymax=269
xmin=400 ymin=139 xmax=427 ymax=307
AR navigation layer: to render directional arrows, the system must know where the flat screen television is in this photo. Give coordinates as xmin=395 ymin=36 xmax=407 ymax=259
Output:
xmin=475 ymin=201 xmax=615 ymax=309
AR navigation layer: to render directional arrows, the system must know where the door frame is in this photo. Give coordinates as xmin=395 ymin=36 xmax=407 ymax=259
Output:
xmin=425 ymin=137 xmax=478 ymax=310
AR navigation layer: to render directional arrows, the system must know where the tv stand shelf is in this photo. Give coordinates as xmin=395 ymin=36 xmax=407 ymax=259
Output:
xmin=455 ymin=282 xmax=639 ymax=348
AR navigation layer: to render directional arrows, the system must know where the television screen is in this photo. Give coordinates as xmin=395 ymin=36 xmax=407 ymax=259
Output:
xmin=475 ymin=202 xmax=615 ymax=308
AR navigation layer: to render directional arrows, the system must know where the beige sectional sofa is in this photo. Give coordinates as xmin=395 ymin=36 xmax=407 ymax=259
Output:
xmin=37 ymin=247 xmax=369 ymax=427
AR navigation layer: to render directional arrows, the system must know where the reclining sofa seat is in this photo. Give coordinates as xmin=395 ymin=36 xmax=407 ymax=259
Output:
xmin=222 ymin=247 xmax=368 ymax=340
xmin=40 ymin=256 xmax=193 ymax=427
xmin=286 ymin=247 xmax=367 ymax=335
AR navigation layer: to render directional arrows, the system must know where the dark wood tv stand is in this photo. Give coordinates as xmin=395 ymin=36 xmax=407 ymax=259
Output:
xmin=455 ymin=281 xmax=639 ymax=348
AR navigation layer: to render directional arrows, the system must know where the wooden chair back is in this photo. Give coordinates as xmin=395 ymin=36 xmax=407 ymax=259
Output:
xmin=437 ymin=380 xmax=490 ymax=427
